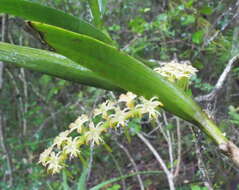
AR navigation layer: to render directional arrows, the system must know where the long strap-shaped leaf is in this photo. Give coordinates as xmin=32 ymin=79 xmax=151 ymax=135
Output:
xmin=0 ymin=0 xmax=113 ymax=44
xmin=0 ymin=42 xmax=121 ymax=91
xmin=88 ymin=0 xmax=103 ymax=29
xmin=30 ymin=22 xmax=239 ymax=167
xmin=0 ymin=0 xmax=162 ymax=69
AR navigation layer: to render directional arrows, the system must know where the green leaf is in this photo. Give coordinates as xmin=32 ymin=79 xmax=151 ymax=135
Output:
xmin=129 ymin=17 xmax=148 ymax=34
xmin=128 ymin=119 xmax=142 ymax=135
xmin=88 ymin=0 xmax=103 ymax=29
xmin=62 ymin=170 xmax=70 ymax=190
xmin=0 ymin=0 xmax=113 ymax=44
xmin=181 ymin=15 xmax=195 ymax=26
xmin=190 ymin=185 xmax=203 ymax=190
xmin=39 ymin=75 xmax=52 ymax=86
xmin=0 ymin=42 xmax=121 ymax=91
xmin=30 ymin=22 xmax=228 ymax=145
xmin=0 ymin=0 xmax=157 ymax=69
xmin=200 ymin=6 xmax=213 ymax=15
xmin=77 ymin=165 xmax=89 ymax=190
xmin=106 ymin=184 xmax=121 ymax=190
xmin=90 ymin=171 xmax=162 ymax=190
xmin=192 ymin=30 xmax=204 ymax=44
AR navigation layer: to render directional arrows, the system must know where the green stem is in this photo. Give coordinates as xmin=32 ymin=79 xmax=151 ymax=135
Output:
xmin=194 ymin=112 xmax=228 ymax=145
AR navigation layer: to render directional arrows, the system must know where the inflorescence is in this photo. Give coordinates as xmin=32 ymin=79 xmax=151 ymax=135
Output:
xmin=39 ymin=93 xmax=163 ymax=174
xmin=154 ymin=60 xmax=198 ymax=83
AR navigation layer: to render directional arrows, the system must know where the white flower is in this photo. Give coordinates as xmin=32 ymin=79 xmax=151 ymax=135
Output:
xmin=85 ymin=122 xmax=104 ymax=145
xmin=109 ymin=107 xmax=128 ymax=127
xmin=154 ymin=60 xmax=198 ymax=82
xmin=69 ymin=114 xmax=88 ymax=133
xmin=53 ymin=130 xmax=70 ymax=149
xmin=94 ymin=100 xmax=115 ymax=119
xmin=38 ymin=146 xmax=53 ymax=166
xmin=119 ymin=92 xmax=137 ymax=108
xmin=136 ymin=97 xmax=163 ymax=119
xmin=63 ymin=137 xmax=81 ymax=159
xmin=46 ymin=152 xmax=63 ymax=174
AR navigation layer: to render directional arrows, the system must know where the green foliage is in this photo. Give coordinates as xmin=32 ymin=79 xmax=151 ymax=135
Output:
xmin=105 ymin=184 xmax=121 ymax=190
xmin=228 ymin=106 xmax=239 ymax=126
xmin=88 ymin=0 xmax=104 ymax=29
xmin=29 ymin=21 xmax=203 ymax=123
xmin=192 ymin=31 xmax=204 ymax=44
xmin=0 ymin=0 xmax=113 ymax=44
xmin=90 ymin=171 xmax=162 ymax=190
xmin=190 ymin=185 xmax=208 ymax=190
xmin=0 ymin=42 xmax=120 ymax=91
xmin=192 ymin=76 xmax=214 ymax=92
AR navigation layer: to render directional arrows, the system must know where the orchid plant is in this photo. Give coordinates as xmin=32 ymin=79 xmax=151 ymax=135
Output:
xmin=0 ymin=0 xmax=239 ymax=174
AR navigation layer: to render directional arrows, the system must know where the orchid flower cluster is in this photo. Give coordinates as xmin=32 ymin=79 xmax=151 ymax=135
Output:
xmin=38 ymin=59 xmax=198 ymax=174
xmin=154 ymin=60 xmax=198 ymax=84
xmin=38 ymin=92 xmax=163 ymax=174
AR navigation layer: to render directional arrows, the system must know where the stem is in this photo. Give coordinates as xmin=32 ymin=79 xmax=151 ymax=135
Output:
xmin=195 ymin=111 xmax=228 ymax=145
xmin=194 ymin=111 xmax=239 ymax=168
xmin=116 ymin=140 xmax=145 ymax=190
xmin=137 ymin=133 xmax=175 ymax=190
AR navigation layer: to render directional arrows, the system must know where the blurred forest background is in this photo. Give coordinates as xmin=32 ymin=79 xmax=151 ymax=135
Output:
xmin=1 ymin=0 xmax=239 ymax=189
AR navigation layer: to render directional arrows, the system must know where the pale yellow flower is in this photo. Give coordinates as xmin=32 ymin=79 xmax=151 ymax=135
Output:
xmin=38 ymin=146 xmax=53 ymax=166
xmin=109 ymin=107 xmax=128 ymax=127
xmin=85 ymin=122 xmax=104 ymax=145
xmin=63 ymin=137 xmax=81 ymax=159
xmin=154 ymin=60 xmax=198 ymax=82
xmin=46 ymin=152 xmax=63 ymax=174
xmin=69 ymin=114 xmax=88 ymax=133
xmin=53 ymin=130 xmax=70 ymax=149
xmin=94 ymin=100 xmax=115 ymax=119
xmin=119 ymin=92 xmax=137 ymax=108
xmin=136 ymin=97 xmax=163 ymax=119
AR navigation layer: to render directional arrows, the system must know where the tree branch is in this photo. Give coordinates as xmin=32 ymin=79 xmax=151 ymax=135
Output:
xmin=137 ymin=133 xmax=175 ymax=190
xmin=195 ymin=55 xmax=239 ymax=102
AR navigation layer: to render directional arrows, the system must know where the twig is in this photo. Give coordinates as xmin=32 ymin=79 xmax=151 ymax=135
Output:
xmin=173 ymin=117 xmax=182 ymax=178
xmin=0 ymin=15 xmax=12 ymax=186
xmin=33 ymin=99 xmax=81 ymax=138
xmin=121 ymin=35 xmax=141 ymax=51
xmin=195 ymin=55 xmax=239 ymax=102
xmin=147 ymin=124 xmax=162 ymax=136
xmin=203 ymin=0 xmax=239 ymax=47
xmin=116 ymin=140 xmax=145 ymax=190
xmin=0 ymin=62 xmax=3 ymax=89
xmin=161 ymin=112 xmax=174 ymax=173
xmin=0 ymin=13 xmax=7 ymax=92
xmin=87 ymin=143 xmax=94 ymax=182
xmin=19 ymin=68 xmax=28 ymax=136
xmin=190 ymin=127 xmax=213 ymax=190
xmin=0 ymin=111 xmax=13 ymax=186
xmin=109 ymin=152 xmax=127 ymax=190
xmin=137 ymin=133 xmax=175 ymax=190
